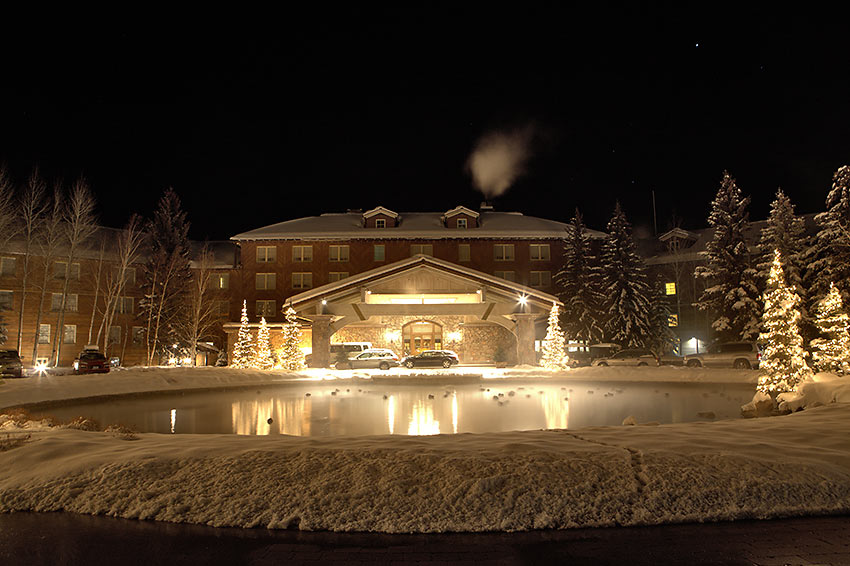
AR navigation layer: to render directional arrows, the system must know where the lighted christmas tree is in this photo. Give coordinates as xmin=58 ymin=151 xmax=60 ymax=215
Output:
xmin=254 ymin=316 xmax=274 ymax=370
xmin=232 ymin=300 xmax=255 ymax=369
xmin=540 ymin=303 xmax=570 ymax=370
xmin=279 ymin=304 xmax=306 ymax=371
xmin=811 ymin=282 xmax=850 ymax=375
xmin=757 ymin=250 xmax=811 ymax=394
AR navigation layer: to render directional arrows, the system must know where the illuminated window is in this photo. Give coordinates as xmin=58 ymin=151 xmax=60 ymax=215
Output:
xmin=63 ymin=324 xmax=77 ymax=344
xmin=668 ymin=314 xmax=679 ymax=327
xmin=530 ymin=244 xmax=550 ymax=261
xmin=257 ymin=246 xmax=277 ymax=263
xmin=292 ymin=272 xmax=313 ymax=289
xmin=38 ymin=324 xmax=51 ymax=344
xmin=329 ymin=245 xmax=349 ymax=262
xmin=292 ymin=246 xmax=313 ymax=262
xmin=666 ymin=282 xmax=677 ymax=295
xmin=329 ymin=272 xmax=349 ymax=282
xmin=530 ymin=271 xmax=551 ymax=288
xmin=494 ymin=244 xmax=514 ymax=261
xmin=494 ymin=270 xmax=516 ymax=282
xmin=457 ymin=218 xmax=467 ymax=229
xmin=255 ymin=273 xmax=276 ymax=290
xmin=375 ymin=218 xmax=386 ymax=228
xmin=411 ymin=244 xmax=433 ymax=256
xmin=212 ymin=273 xmax=230 ymax=289
xmin=256 ymin=300 xmax=277 ymax=317
xmin=458 ymin=244 xmax=470 ymax=262
xmin=374 ymin=245 xmax=385 ymax=261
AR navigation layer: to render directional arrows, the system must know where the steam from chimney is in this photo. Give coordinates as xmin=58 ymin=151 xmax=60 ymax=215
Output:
xmin=466 ymin=124 xmax=536 ymax=199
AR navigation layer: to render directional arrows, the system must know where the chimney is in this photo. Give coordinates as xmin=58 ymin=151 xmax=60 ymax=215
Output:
xmin=479 ymin=201 xmax=494 ymax=211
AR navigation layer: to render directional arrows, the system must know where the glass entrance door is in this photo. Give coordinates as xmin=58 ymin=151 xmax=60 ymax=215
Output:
xmin=402 ymin=321 xmax=443 ymax=355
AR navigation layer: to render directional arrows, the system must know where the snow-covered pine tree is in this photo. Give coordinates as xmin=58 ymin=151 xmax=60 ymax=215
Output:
xmin=810 ymin=282 xmax=850 ymax=375
xmin=598 ymin=201 xmax=653 ymax=347
xmin=757 ymin=188 xmax=807 ymax=302
xmin=757 ymin=250 xmax=811 ymax=394
xmin=647 ymin=278 xmax=678 ymax=356
xmin=694 ymin=171 xmax=761 ymax=342
xmin=232 ymin=300 xmax=255 ymax=368
xmin=540 ymin=303 xmax=570 ymax=370
xmin=805 ymin=165 xmax=850 ymax=318
xmin=279 ymin=304 xmax=305 ymax=371
xmin=555 ymin=208 xmax=604 ymax=343
xmin=254 ymin=316 xmax=274 ymax=370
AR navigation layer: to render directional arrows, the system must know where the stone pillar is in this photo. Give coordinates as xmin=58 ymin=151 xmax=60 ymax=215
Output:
xmin=306 ymin=315 xmax=335 ymax=368
xmin=514 ymin=313 xmax=537 ymax=366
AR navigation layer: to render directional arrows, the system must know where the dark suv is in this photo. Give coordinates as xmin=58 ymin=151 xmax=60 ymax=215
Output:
xmin=0 ymin=349 xmax=24 ymax=377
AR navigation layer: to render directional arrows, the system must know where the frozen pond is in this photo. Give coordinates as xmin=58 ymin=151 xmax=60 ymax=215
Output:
xmin=31 ymin=379 xmax=756 ymax=436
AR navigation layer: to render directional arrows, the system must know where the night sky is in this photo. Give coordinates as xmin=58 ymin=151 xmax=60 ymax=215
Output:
xmin=2 ymin=8 xmax=849 ymax=241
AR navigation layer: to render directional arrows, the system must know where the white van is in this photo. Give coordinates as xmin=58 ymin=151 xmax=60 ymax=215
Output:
xmin=305 ymin=342 xmax=373 ymax=366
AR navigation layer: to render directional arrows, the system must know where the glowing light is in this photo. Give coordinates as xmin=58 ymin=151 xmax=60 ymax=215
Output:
xmin=384 ymin=329 xmax=401 ymax=342
xmin=321 ymin=299 xmax=327 ymax=305
xmin=34 ymin=362 xmax=49 ymax=375
xmin=518 ymin=295 xmax=528 ymax=306
xmin=447 ymin=331 xmax=462 ymax=342
xmin=170 ymin=409 xmax=176 ymax=433
xmin=452 ymin=393 xmax=458 ymax=434
xmin=408 ymin=400 xmax=440 ymax=436
xmin=387 ymin=395 xmax=395 ymax=435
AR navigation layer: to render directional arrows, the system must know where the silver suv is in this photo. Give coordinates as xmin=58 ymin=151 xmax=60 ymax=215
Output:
xmin=683 ymin=342 xmax=761 ymax=369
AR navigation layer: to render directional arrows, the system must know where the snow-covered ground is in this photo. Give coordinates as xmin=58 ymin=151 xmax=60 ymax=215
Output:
xmin=1 ymin=366 xmax=849 ymax=533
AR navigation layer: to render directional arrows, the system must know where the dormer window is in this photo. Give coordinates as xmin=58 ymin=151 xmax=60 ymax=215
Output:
xmin=442 ymin=205 xmax=480 ymax=228
xmin=457 ymin=218 xmax=467 ymax=229
xmin=376 ymin=218 xmax=386 ymax=228
xmin=363 ymin=206 xmax=400 ymax=228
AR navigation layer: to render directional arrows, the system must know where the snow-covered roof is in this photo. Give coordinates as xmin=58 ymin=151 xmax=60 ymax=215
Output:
xmin=231 ymin=211 xmax=607 ymax=241
xmin=442 ymin=206 xmax=479 ymax=219
xmin=362 ymin=206 xmax=399 ymax=219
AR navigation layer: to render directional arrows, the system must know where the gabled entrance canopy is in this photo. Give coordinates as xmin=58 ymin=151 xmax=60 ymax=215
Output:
xmin=288 ymin=255 xmax=561 ymax=367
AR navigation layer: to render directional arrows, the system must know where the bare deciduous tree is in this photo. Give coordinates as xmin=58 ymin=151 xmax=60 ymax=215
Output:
xmin=180 ymin=244 xmax=221 ymax=366
xmin=0 ymin=164 xmax=18 ymax=249
xmin=99 ymin=215 xmax=145 ymax=359
xmin=17 ymin=169 xmax=48 ymax=354
xmin=31 ymin=183 xmax=65 ymax=365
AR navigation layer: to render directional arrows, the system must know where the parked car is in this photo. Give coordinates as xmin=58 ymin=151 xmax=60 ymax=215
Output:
xmin=592 ymin=348 xmax=659 ymax=367
xmin=401 ymin=350 xmax=459 ymax=369
xmin=73 ymin=347 xmax=110 ymax=374
xmin=305 ymin=342 xmax=373 ymax=366
xmin=683 ymin=342 xmax=761 ymax=369
xmin=0 ymin=348 xmax=24 ymax=378
xmin=566 ymin=351 xmax=592 ymax=368
xmin=335 ymin=348 xmax=399 ymax=370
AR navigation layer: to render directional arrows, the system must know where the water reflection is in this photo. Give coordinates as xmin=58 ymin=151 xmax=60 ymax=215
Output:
xmin=34 ymin=381 xmax=756 ymax=437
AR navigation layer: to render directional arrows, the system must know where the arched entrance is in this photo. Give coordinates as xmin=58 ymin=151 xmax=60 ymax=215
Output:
xmin=402 ymin=320 xmax=443 ymax=355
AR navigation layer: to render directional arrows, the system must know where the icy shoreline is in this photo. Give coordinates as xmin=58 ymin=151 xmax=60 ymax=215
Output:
xmin=1 ymin=367 xmax=849 ymax=533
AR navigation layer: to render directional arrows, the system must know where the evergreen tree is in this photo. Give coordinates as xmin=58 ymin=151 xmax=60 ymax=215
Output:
xmin=810 ymin=283 xmax=850 ymax=375
xmin=805 ymin=165 xmax=850 ymax=316
xmin=540 ymin=303 xmax=570 ymax=370
xmin=279 ymin=304 xmax=305 ymax=371
xmin=757 ymin=188 xmax=807 ymax=300
xmin=757 ymin=250 xmax=811 ymax=394
xmin=555 ymin=208 xmax=604 ymax=343
xmin=647 ymin=278 xmax=678 ymax=356
xmin=695 ymin=171 xmax=761 ymax=341
xmin=232 ymin=300 xmax=255 ymax=368
xmin=254 ymin=316 xmax=274 ymax=370
xmin=598 ymin=202 xmax=653 ymax=347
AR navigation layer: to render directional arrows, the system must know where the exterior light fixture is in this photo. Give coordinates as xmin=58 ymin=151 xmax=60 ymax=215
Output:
xmin=321 ymin=299 xmax=327 ymax=305
xmin=518 ymin=295 xmax=528 ymax=306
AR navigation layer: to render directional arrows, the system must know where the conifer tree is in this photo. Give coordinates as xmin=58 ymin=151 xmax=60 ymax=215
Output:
xmin=279 ymin=304 xmax=305 ymax=371
xmin=598 ymin=202 xmax=653 ymax=347
xmin=555 ymin=208 xmax=604 ymax=343
xmin=647 ymin=279 xmax=678 ymax=356
xmin=232 ymin=300 xmax=255 ymax=368
xmin=805 ymin=165 xmax=850 ymax=316
xmin=254 ymin=316 xmax=274 ymax=370
xmin=540 ymin=303 xmax=570 ymax=370
xmin=757 ymin=250 xmax=811 ymax=394
xmin=757 ymin=188 xmax=807 ymax=305
xmin=695 ymin=171 xmax=761 ymax=342
xmin=811 ymin=283 xmax=850 ymax=375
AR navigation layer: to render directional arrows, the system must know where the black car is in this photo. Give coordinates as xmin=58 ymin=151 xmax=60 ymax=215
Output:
xmin=400 ymin=350 xmax=459 ymax=369
xmin=0 ymin=349 xmax=24 ymax=377
xmin=73 ymin=349 xmax=110 ymax=374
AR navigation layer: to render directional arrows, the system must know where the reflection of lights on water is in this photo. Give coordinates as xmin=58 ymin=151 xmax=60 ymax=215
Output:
xmin=170 ymin=408 xmax=176 ymax=433
xmin=408 ymin=401 xmax=440 ymax=436
xmin=540 ymin=390 xmax=569 ymax=430
xmin=452 ymin=393 xmax=458 ymax=434
xmin=387 ymin=395 xmax=395 ymax=435
xmin=231 ymin=398 xmax=311 ymax=435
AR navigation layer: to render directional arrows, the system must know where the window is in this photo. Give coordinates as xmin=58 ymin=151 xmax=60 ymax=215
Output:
xmin=53 ymin=261 xmax=80 ymax=280
xmin=38 ymin=324 xmax=50 ymax=344
xmin=457 ymin=218 xmax=467 ymax=229
xmin=108 ymin=325 xmax=121 ymax=345
xmin=212 ymin=273 xmax=230 ymax=290
xmin=668 ymin=314 xmax=679 ymax=327
xmin=374 ymin=245 xmax=385 ymax=261
xmin=530 ymin=271 xmax=552 ymax=288
xmin=666 ymin=282 xmax=677 ymax=295
xmin=458 ymin=244 xmax=471 ymax=262
xmin=124 ymin=268 xmax=136 ymax=286
xmin=292 ymin=272 xmax=313 ymax=289
xmin=63 ymin=324 xmax=77 ymax=344
xmin=50 ymin=293 xmax=78 ymax=312
xmin=216 ymin=300 xmax=230 ymax=316
xmin=329 ymin=272 xmax=349 ymax=283
xmin=132 ymin=326 xmax=145 ymax=345
xmin=329 ymin=245 xmax=349 ymax=262
xmin=117 ymin=296 xmax=134 ymax=314
xmin=494 ymin=244 xmax=514 ymax=261
xmin=255 ymin=273 xmax=276 ymax=290
xmin=51 ymin=293 xmax=63 ymax=311
xmin=256 ymin=300 xmax=277 ymax=318
xmin=256 ymin=246 xmax=277 ymax=263
xmin=375 ymin=218 xmax=386 ymax=228
xmin=0 ymin=257 xmax=16 ymax=276
xmin=0 ymin=290 xmax=12 ymax=310
xmin=292 ymin=245 xmax=313 ymax=262
xmin=530 ymin=244 xmax=550 ymax=261
xmin=411 ymin=244 xmax=433 ymax=256
xmin=494 ymin=270 xmax=516 ymax=282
